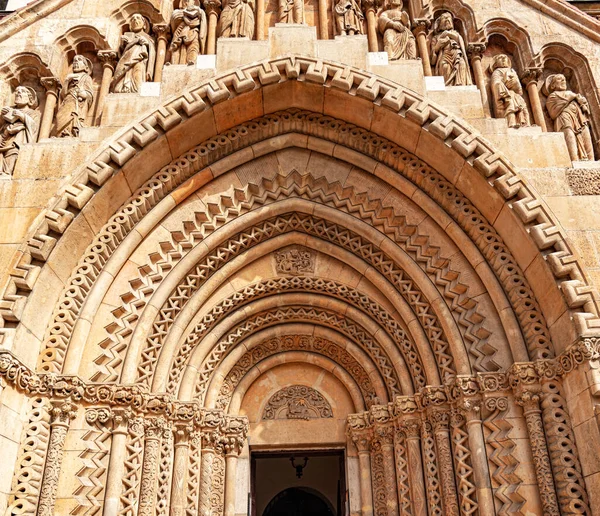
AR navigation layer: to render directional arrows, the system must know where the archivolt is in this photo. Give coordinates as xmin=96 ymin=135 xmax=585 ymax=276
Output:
xmin=5 ymin=58 xmax=596 ymax=381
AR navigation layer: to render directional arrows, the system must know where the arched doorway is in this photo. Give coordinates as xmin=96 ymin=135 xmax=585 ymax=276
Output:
xmin=263 ymin=487 xmax=335 ymax=516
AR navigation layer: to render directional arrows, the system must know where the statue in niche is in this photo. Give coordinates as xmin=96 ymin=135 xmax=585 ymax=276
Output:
xmin=430 ymin=12 xmax=472 ymax=86
xmin=279 ymin=0 xmax=303 ymax=24
xmin=489 ymin=54 xmax=530 ymax=128
xmin=544 ymin=73 xmax=595 ymax=161
xmin=0 ymin=85 xmax=40 ymax=176
xmin=55 ymin=55 xmax=94 ymax=138
xmin=170 ymin=0 xmax=207 ymax=65
xmin=377 ymin=0 xmax=416 ymax=60
xmin=112 ymin=13 xmax=156 ymax=93
xmin=333 ymin=0 xmax=364 ymax=35
xmin=218 ymin=0 xmax=255 ymax=38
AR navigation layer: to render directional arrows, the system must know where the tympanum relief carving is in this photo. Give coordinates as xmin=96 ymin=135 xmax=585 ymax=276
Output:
xmin=263 ymin=385 xmax=333 ymax=420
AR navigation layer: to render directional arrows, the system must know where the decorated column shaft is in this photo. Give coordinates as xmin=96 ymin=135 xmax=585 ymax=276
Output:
xmin=37 ymin=399 xmax=77 ymax=516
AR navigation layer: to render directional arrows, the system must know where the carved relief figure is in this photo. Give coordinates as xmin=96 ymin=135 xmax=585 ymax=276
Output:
xmin=218 ymin=0 xmax=255 ymax=38
xmin=170 ymin=0 xmax=207 ymax=65
xmin=274 ymin=247 xmax=315 ymax=274
xmin=0 ymin=86 xmax=40 ymax=176
xmin=112 ymin=14 xmax=156 ymax=93
xmin=544 ymin=73 xmax=595 ymax=161
xmin=55 ymin=55 xmax=94 ymax=138
xmin=489 ymin=54 xmax=530 ymax=128
xmin=430 ymin=12 xmax=472 ymax=86
xmin=334 ymin=0 xmax=364 ymax=35
xmin=263 ymin=386 xmax=333 ymax=420
xmin=279 ymin=0 xmax=303 ymax=24
xmin=377 ymin=0 xmax=416 ymax=60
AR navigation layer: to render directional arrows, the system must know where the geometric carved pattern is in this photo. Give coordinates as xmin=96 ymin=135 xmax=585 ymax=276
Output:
xmin=194 ymin=305 xmax=403 ymax=401
xmin=217 ymin=335 xmax=379 ymax=408
xmin=263 ymin=385 xmax=333 ymax=420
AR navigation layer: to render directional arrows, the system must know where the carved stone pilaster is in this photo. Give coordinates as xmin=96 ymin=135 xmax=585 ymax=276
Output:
xmin=401 ymin=419 xmax=427 ymax=516
xmin=429 ymin=410 xmax=459 ymax=516
xmin=138 ymin=417 xmax=168 ymax=516
xmin=515 ymin=390 xmax=560 ymax=516
xmin=200 ymin=428 xmax=225 ymax=516
xmin=37 ymin=399 xmax=77 ymax=516
xmin=170 ymin=423 xmax=193 ymax=516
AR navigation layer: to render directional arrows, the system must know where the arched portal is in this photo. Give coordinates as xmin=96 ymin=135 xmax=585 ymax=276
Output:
xmin=1 ymin=57 xmax=598 ymax=516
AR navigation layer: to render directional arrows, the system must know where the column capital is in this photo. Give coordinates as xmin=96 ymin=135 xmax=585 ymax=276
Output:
xmin=428 ymin=408 xmax=450 ymax=433
xmin=49 ymin=398 xmax=77 ymax=426
xmin=411 ymin=18 xmax=431 ymax=33
xmin=361 ymin=0 xmax=380 ymax=13
xmin=97 ymin=50 xmax=118 ymax=70
xmin=204 ymin=0 xmax=222 ymax=15
xmin=152 ymin=23 xmax=170 ymax=41
xmin=399 ymin=418 xmax=421 ymax=439
xmin=467 ymin=42 xmax=486 ymax=59
xmin=40 ymin=76 xmax=61 ymax=96
xmin=521 ymin=67 xmax=543 ymax=86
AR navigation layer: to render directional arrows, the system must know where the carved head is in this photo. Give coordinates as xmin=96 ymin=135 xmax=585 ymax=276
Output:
xmin=184 ymin=0 xmax=200 ymax=6
xmin=546 ymin=73 xmax=567 ymax=93
xmin=130 ymin=13 xmax=149 ymax=33
xmin=72 ymin=54 xmax=92 ymax=74
xmin=14 ymin=85 xmax=38 ymax=109
xmin=389 ymin=0 xmax=403 ymax=9
xmin=436 ymin=12 xmax=454 ymax=31
xmin=492 ymin=53 xmax=511 ymax=71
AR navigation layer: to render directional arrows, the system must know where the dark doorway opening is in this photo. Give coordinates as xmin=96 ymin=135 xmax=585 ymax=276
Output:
xmin=251 ymin=450 xmax=346 ymax=516
xmin=263 ymin=487 xmax=334 ymax=516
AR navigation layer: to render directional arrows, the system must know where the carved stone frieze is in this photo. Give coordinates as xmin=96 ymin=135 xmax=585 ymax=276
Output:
xmin=262 ymin=385 xmax=333 ymax=420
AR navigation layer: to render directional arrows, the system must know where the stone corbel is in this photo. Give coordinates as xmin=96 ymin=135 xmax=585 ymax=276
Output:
xmin=38 ymin=76 xmax=62 ymax=140
xmin=467 ymin=42 xmax=490 ymax=116
xmin=521 ymin=67 xmax=547 ymax=131
xmin=411 ymin=18 xmax=431 ymax=76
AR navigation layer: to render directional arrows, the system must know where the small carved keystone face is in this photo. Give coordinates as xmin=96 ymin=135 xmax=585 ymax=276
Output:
xmin=274 ymin=246 xmax=316 ymax=275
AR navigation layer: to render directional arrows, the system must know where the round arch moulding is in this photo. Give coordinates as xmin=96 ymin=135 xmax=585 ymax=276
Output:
xmin=2 ymin=55 xmax=600 ymax=366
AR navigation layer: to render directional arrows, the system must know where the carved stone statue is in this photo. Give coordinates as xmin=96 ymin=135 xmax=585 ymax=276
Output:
xmin=170 ymin=0 xmax=207 ymax=65
xmin=218 ymin=0 xmax=255 ymax=38
xmin=377 ymin=0 xmax=416 ymax=60
xmin=489 ymin=54 xmax=530 ymax=128
xmin=430 ymin=12 xmax=472 ymax=86
xmin=0 ymin=86 xmax=40 ymax=176
xmin=544 ymin=73 xmax=595 ymax=161
xmin=279 ymin=0 xmax=303 ymax=24
xmin=55 ymin=55 xmax=94 ymax=137
xmin=333 ymin=0 xmax=364 ymax=35
xmin=112 ymin=14 xmax=156 ymax=93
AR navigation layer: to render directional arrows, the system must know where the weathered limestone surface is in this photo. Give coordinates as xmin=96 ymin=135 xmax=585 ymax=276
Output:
xmin=0 ymin=1 xmax=599 ymax=515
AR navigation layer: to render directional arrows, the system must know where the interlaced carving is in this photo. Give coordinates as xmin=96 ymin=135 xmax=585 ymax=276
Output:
xmin=193 ymin=305 xmax=403 ymax=401
xmin=263 ymin=385 xmax=333 ymax=420
xmin=185 ymin=430 xmax=202 ymax=515
xmin=156 ymin=425 xmax=173 ymax=516
xmin=450 ymin=411 xmax=477 ymax=516
xmin=119 ymin=417 xmax=145 ymax=516
xmin=394 ymin=429 xmax=413 ymax=516
xmin=540 ymin=380 xmax=590 ymax=514
xmin=71 ymin=409 xmax=113 ymax=515
xmin=216 ymin=335 xmax=378 ymax=408
xmin=371 ymin=438 xmax=388 ymax=516
xmin=482 ymin=397 xmax=524 ymax=515
xmin=6 ymin=397 xmax=51 ymax=516
xmin=421 ymin=420 xmax=443 ymax=516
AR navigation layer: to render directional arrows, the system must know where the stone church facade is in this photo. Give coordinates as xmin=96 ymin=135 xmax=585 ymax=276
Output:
xmin=0 ymin=0 xmax=600 ymax=514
